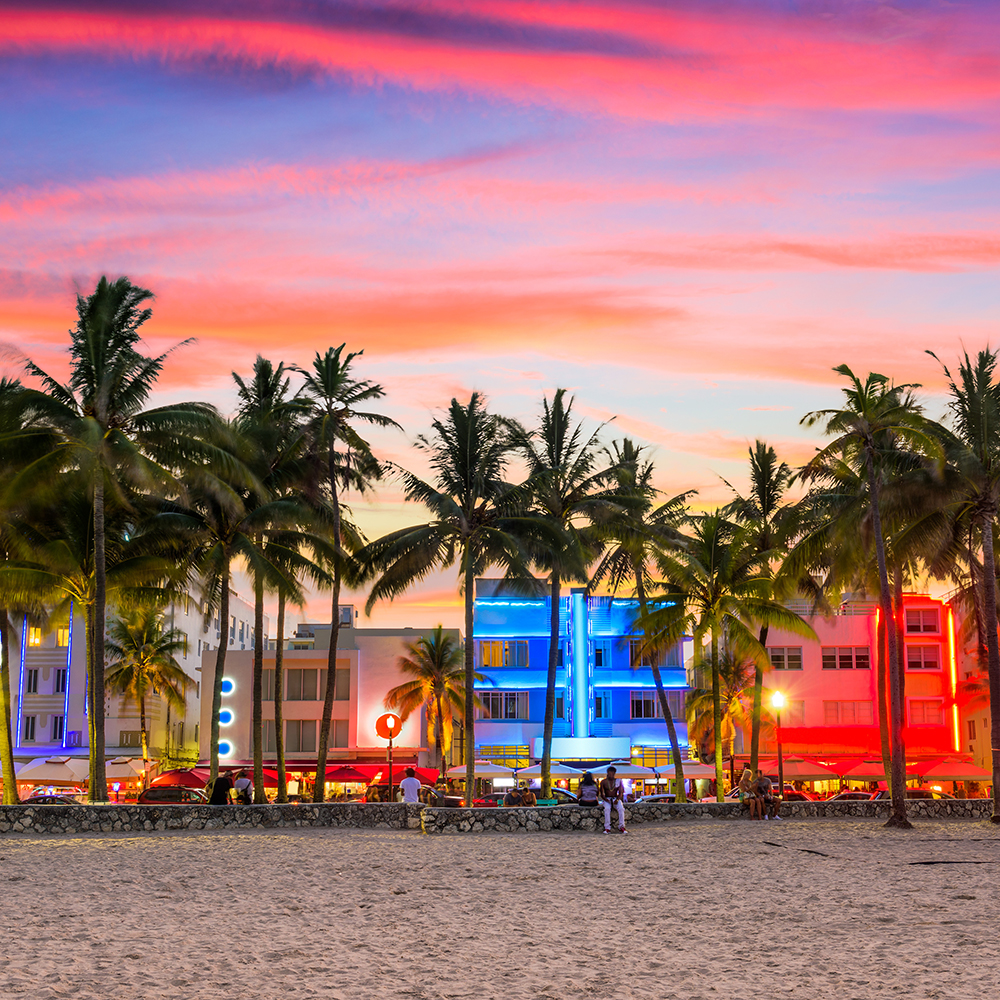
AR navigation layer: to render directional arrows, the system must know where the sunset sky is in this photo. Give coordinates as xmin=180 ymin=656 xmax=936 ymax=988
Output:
xmin=3 ymin=1 xmax=999 ymax=628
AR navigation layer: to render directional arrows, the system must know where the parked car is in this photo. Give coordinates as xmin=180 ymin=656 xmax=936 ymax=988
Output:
xmin=137 ymin=786 xmax=208 ymax=804
xmin=827 ymin=791 xmax=876 ymax=801
xmin=636 ymin=793 xmax=676 ymax=804
xmin=364 ymin=783 xmax=464 ymax=807
xmin=475 ymin=786 xmax=580 ymax=806
xmin=21 ymin=794 xmax=79 ymax=805
xmin=870 ymin=788 xmax=955 ymax=801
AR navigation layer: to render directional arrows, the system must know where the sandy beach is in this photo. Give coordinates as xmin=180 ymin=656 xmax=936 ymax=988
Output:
xmin=1 ymin=819 xmax=997 ymax=1000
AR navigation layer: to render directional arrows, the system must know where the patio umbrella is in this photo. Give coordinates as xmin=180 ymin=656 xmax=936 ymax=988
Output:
xmin=517 ymin=763 xmax=582 ymax=777
xmin=757 ymin=757 xmax=840 ymax=781
xmin=446 ymin=761 xmax=514 ymax=778
xmin=605 ymin=760 xmax=657 ymax=778
xmin=325 ymin=764 xmax=372 ymax=783
xmin=15 ymin=756 xmax=90 ymax=785
xmin=150 ymin=768 xmax=210 ymax=788
xmin=916 ymin=759 xmax=993 ymax=782
xmin=839 ymin=760 xmax=920 ymax=781
xmin=655 ymin=760 xmax=717 ymax=778
xmin=105 ymin=757 xmax=146 ymax=780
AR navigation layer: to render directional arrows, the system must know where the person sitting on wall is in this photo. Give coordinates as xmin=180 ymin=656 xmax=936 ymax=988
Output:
xmin=599 ymin=766 xmax=627 ymax=834
xmin=503 ymin=785 xmax=521 ymax=807
xmin=520 ymin=783 xmax=537 ymax=807
xmin=738 ymin=768 xmax=759 ymax=820
xmin=578 ymin=772 xmax=599 ymax=806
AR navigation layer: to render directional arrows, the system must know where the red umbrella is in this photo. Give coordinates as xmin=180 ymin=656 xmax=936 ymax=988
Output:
xmin=150 ymin=768 xmax=210 ymax=789
xmin=325 ymin=764 xmax=372 ymax=783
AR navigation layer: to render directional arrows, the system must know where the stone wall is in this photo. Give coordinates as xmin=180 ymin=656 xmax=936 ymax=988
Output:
xmin=0 ymin=797 xmax=992 ymax=837
xmin=0 ymin=802 xmax=423 ymax=836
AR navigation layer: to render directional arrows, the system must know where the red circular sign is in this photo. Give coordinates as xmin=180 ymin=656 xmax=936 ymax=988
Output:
xmin=375 ymin=713 xmax=402 ymax=740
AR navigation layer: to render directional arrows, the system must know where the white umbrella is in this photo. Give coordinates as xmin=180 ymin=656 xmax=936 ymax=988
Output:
xmin=16 ymin=756 xmax=90 ymax=785
xmin=446 ymin=760 xmax=515 ymax=778
xmin=518 ymin=763 xmax=582 ymax=777
xmin=105 ymin=757 xmax=146 ymax=780
xmin=605 ymin=760 xmax=657 ymax=778
xmin=656 ymin=760 xmax=717 ymax=778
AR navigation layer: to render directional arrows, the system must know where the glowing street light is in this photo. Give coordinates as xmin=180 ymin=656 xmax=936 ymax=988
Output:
xmin=375 ymin=713 xmax=402 ymax=801
xmin=771 ymin=691 xmax=786 ymax=808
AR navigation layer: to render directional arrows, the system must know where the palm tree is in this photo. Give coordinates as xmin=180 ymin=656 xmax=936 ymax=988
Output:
xmin=802 ymin=365 xmax=941 ymax=829
xmin=723 ymin=441 xmax=799 ymax=774
xmin=686 ymin=648 xmax=765 ymax=761
xmin=639 ymin=512 xmax=815 ymax=801
xmin=13 ymin=276 xmax=212 ymax=799
xmin=926 ymin=349 xmax=1000 ymax=823
xmin=105 ymin=602 xmax=193 ymax=776
xmin=295 ymin=345 xmax=399 ymax=802
xmin=359 ymin=393 xmax=537 ymax=807
xmin=510 ymin=390 xmax=622 ymax=798
xmin=590 ymin=439 xmax=692 ymax=801
xmin=384 ymin=626 xmax=482 ymax=774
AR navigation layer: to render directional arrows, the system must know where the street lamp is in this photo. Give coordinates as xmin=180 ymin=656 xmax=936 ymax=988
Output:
xmin=771 ymin=691 xmax=785 ymax=809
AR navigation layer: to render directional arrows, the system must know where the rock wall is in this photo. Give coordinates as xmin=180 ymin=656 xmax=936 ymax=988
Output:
xmin=0 ymin=802 xmax=423 ymax=836
xmin=0 ymin=797 xmax=992 ymax=837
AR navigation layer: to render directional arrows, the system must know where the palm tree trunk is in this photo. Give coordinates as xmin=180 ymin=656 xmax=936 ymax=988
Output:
xmin=969 ymin=526 xmax=988 ymax=673
xmin=139 ymin=694 xmax=148 ymax=776
xmin=540 ymin=573 xmax=560 ymax=800
xmin=434 ymin=691 xmax=445 ymax=776
xmin=866 ymin=451 xmax=910 ymax=829
xmin=749 ymin=625 xmax=768 ymax=774
xmin=252 ymin=565 xmax=265 ymax=803
xmin=712 ymin=630 xmax=723 ymax=802
xmin=86 ymin=601 xmax=96 ymax=797
xmin=636 ymin=576 xmax=685 ymax=802
xmin=892 ymin=562 xmax=907 ymax=769
xmin=876 ymin=610 xmax=891 ymax=788
xmin=91 ymin=474 xmax=108 ymax=802
xmin=275 ymin=591 xmax=287 ymax=803
xmin=210 ymin=563 xmax=231 ymax=781
xmin=464 ymin=557 xmax=476 ymax=808
xmin=0 ymin=610 xmax=19 ymax=804
xmin=314 ymin=460 xmax=343 ymax=803
xmin=977 ymin=509 xmax=1000 ymax=823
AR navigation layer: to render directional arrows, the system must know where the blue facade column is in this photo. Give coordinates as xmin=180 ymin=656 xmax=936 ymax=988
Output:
xmin=571 ymin=589 xmax=589 ymax=738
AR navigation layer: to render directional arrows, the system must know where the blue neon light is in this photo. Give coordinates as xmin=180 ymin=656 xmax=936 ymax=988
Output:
xmin=221 ymin=678 xmax=235 ymax=695
xmin=219 ymin=709 xmax=234 ymax=726
xmin=218 ymin=740 xmax=234 ymax=757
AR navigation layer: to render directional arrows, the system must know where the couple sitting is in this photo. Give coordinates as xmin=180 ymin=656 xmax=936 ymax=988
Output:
xmin=738 ymin=768 xmax=779 ymax=820
xmin=503 ymin=783 xmax=538 ymax=807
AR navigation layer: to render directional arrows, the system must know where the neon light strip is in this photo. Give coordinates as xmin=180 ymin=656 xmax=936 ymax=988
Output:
xmin=15 ymin=615 xmax=26 ymax=748
xmin=947 ymin=607 xmax=959 ymax=750
xmin=952 ymin=705 xmax=960 ymax=753
xmin=62 ymin=602 xmax=73 ymax=748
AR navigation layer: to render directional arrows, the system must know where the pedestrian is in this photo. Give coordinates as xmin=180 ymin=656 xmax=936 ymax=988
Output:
xmin=578 ymin=771 xmax=599 ymax=806
xmin=399 ymin=767 xmax=422 ymax=803
xmin=520 ymin=782 xmax=537 ymax=807
xmin=209 ymin=770 xmax=235 ymax=805
xmin=502 ymin=785 xmax=521 ymax=807
xmin=599 ymin=765 xmax=627 ymax=834
xmin=233 ymin=769 xmax=253 ymax=805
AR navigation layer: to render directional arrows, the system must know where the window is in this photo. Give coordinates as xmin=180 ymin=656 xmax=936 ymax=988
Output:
xmin=285 ymin=719 xmax=317 ymax=753
xmin=230 ymin=616 xmax=236 ymax=640
xmin=594 ymin=642 xmax=611 ymax=668
xmin=594 ymin=690 xmax=611 ymax=719
xmin=22 ymin=715 xmax=36 ymax=741
xmin=478 ymin=691 xmax=529 ymax=720
xmin=263 ymin=720 xmax=276 ymax=753
xmin=821 ymin=646 xmax=871 ymax=670
xmin=197 ymin=639 xmax=202 ymax=656
xmin=629 ymin=639 xmax=660 ymax=668
xmin=782 ymin=700 xmax=806 ymax=726
xmin=52 ymin=715 xmax=65 ymax=741
xmin=333 ymin=719 xmax=349 ymax=748
xmin=631 ymin=691 xmax=658 ymax=719
xmin=478 ymin=641 xmax=528 ymax=668
xmin=556 ymin=694 xmax=565 ymax=719
xmin=54 ymin=669 xmax=66 ymax=695
xmin=910 ymin=699 xmax=945 ymax=726
xmin=262 ymin=669 xmax=274 ymax=701
xmin=822 ymin=701 xmax=873 ymax=726
xmin=334 ymin=669 xmax=350 ymax=701
xmin=286 ymin=669 xmax=319 ymax=701
xmin=906 ymin=609 xmax=939 ymax=633
xmin=120 ymin=730 xmax=143 ymax=747
xmin=968 ymin=719 xmax=977 ymax=740
xmin=56 ymin=627 xmax=70 ymax=647
xmin=25 ymin=669 xmax=38 ymax=694
xmin=769 ymin=647 xmax=802 ymax=670
xmin=28 ymin=627 xmax=42 ymax=647
xmin=906 ymin=645 xmax=940 ymax=670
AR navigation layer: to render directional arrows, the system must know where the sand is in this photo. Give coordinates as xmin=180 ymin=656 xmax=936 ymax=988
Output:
xmin=1 ymin=819 xmax=998 ymax=999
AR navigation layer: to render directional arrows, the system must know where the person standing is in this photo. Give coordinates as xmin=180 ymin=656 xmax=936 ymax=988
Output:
xmin=599 ymin=766 xmax=626 ymax=834
xmin=399 ymin=767 xmax=422 ymax=804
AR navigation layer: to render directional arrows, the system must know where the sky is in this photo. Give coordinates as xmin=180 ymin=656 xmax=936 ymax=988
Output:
xmin=2 ymin=0 xmax=999 ymax=630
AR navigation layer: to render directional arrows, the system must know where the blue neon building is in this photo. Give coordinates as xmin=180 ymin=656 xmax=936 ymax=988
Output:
xmin=472 ymin=580 xmax=691 ymax=767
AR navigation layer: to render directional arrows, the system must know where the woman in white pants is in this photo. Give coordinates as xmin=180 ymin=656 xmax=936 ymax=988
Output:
xmin=599 ymin=766 xmax=626 ymax=834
